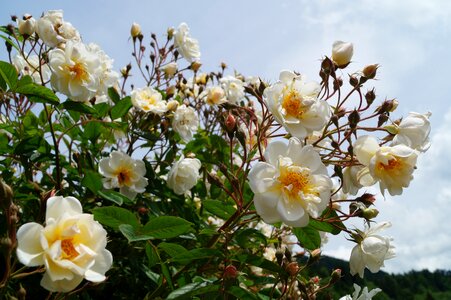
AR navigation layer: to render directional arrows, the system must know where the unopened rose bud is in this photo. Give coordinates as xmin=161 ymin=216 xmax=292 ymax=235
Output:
xmin=321 ymin=56 xmax=334 ymax=74
xmin=225 ymin=114 xmax=236 ymax=133
xmin=362 ymin=208 xmax=379 ymax=220
xmin=166 ymin=99 xmax=179 ymax=112
xmin=18 ymin=15 xmax=35 ymax=36
xmin=167 ymin=27 xmax=175 ymax=40
xmin=0 ymin=179 xmax=13 ymax=209
xmin=349 ymin=75 xmax=359 ymax=87
xmin=223 ymin=265 xmax=238 ymax=280
xmin=130 ymin=22 xmax=142 ymax=39
xmin=309 ymin=249 xmax=321 ymax=263
xmin=365 ymin=89 xmax=376 ymax=105
xmin=333 ymin=77 xmax=343 ymax=90
xmin=220 ymin=62 xmax=227 ymax=70
xmin=190 ymin=61 xmax=202 ymax=72
xmin=286 ymin=262 xmax=299 ymax=276
xmin=276 ymin=249 xmax=284 ymax=265
xmin=348 ymin=109 xmax=360 ymax=129
xmin=386 ymin=99 xmax=398 ymax=112
xmin=363 ymin=64 xmax=379 ymax=79
xmin=378 ymin=113 xmax=389 ymax=127
xmin=17 ymin=284 xmax=26 ymax=300
xmin=137 ymin=207 xmax=148 ymax=215
xmin=384 ymin=124 xmax=399 ymax=135
xmin=166 ymin=86 xmax=176 ymax=98
xmin=358 ymin=193 xmax=376 ymax=205
xmin=120 ymin=67 xmax=128 ymax=77
xmin=332 ymin=41 xmax=354 ymax=68
xmin=161 ymin=62 xmax=178 ymax=77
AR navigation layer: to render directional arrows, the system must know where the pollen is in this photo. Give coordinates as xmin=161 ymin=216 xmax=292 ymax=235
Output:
xmin=279 ymin=169 xmax=311 ymax=197
xmin=61 ymin=239 xmax=79 ymax=260
xmin=377 ymin=158 xmax=401 ymax=171
xmin=67 ymin=62 xmax=88 ymax=81
xmin=115 ymin=168 xmax=133 ymax=186
xmin=282 ymin=89 xmax=305 ymax=118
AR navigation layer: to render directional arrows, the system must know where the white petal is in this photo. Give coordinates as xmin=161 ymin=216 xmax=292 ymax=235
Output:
xmin=354 ymin=135 xmax=380 ymax=166
xmin=84 ymin=249 xmax=113 ymax=282
xmin=264 ymin=140 xmax=287 ymax=166
xmin=279 ymin=70 xmax=297 ymax=83
xmin=248 ymin=163 xmax=277 ymax=194
xmin=16 ymin=223 xmax=45 ymax=266
xmin=98 ymin=158 xmax=115 ymax=177
xmin=40 ymin=272 xmax=84 ymax=293
xmin=46 ymin=196 xmax=82 ymax=221
xmin=277 ymin=197 xmax=305 ymax=223
xmin=349 ymin=246 xmax=365 ymax=278
xmin=253 ymin=194 xmax=281 ymax=224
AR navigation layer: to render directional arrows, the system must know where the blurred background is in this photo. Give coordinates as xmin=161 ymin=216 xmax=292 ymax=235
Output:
xmin=2 ymin=0 xmax=450 ymax=274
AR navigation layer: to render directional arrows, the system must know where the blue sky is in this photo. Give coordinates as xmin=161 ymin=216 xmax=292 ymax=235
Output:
xmin=3 ymin=0 xmax=451 ymax=273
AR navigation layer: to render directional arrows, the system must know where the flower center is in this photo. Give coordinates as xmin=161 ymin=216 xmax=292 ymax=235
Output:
xmin=67 ymin=62 xmax=88 ymax=81
xmin=61 ymin=238 xmax=78 ymax=260
xmin=377 ymin=158 xmax=402 ymax=172
xmin=282 ymin=89 xmax=305 ymax=118
xmin=278 ymin=168 xmax=312 ymax=198
xmin=115 ymin=168 xmax=133 ymax=186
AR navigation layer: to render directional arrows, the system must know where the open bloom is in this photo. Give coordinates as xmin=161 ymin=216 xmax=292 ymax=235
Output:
xmin=174 ymin=23 xmax=200 ymax=63
xmin=349 ymin=222 xmax=395 ymax=278
xmin=131 ymin=86 xmax=168 ymax=115
xmin=264 ymin=70 xmax=330 ymax=139
xmin=248 ymin=138 xmax=333 ymax=227
xmin=99 ymin=151 xmax=148 ymax=199
xmin=167 ymin=156 xmax=201 ymax=195
xmin=332 ymin=41 xmax=354 ymax=67
xmin=172 ymin=104 xmax=199 ymax=142
xmin=220 ymin=75 xmax=245 ymax=104
xmin=48 ymin=41 xmax=101 ymax=102
xmin=35 ymin=10 xmax=80 ymax=48
xmin=354 ymin=135 xmax=418 ymax=196
xmin=391 ymin=112 xmax=431 ymax=152
xmin=339 ymin=284 xmax=382 ymax=300
xmin=202 ymin=86 xmax=227 ymax=106
xmin=16 ymin=196 xmax=112 ymax=292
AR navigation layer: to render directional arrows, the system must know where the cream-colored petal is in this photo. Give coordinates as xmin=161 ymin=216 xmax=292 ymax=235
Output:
xmin=84 ymin=249 xmax=112 ymax=282
xmin=248 ymin=163 xmax=277 ymax=194
xmin=264 ymin=140 xmax=287 ymax=166
xmin=16 ymin=223 xmax=45 ymax=266
xmin=349 ymin=246 xmax=365 ymax=278
xmin=354 ymin=135 xmax=380 ymax=166
xmin=98 ymin=158 xmax=116 ymax=177
xmin=46 ymin=196 xmax=82 ymax=221
xmin=277 ymin=197 xmax=305 ymax=223
xmin=40 ymin=271 xmax=84 ymax=293
xmin=253 ymin=194 xmax=281 ymax=224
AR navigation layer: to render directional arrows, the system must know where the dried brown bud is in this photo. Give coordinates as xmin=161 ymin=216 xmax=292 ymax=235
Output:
xmin=348 ymin=109 xmax=360 ymax=129
xmin=220 ymin=62 xmax=227 ymax=70
xmin=321 ymin=57 xmax=334 ymax=74
xmin=378 ymin=113 xmax=389 ymax=127
xmin=349 ymin=75 xmax=359 ymax=87
xmin=286 ymin=262 xmax=299 ymax=276
xmin=365 ymin=89 xmax=376 ymax=105
xmin=333 ymin=77 xmax=343 ymax=90
xmin=190 ymin=61 xmax=202 ymax=72
xmin=363 ymin=64 xmax=379 ymax=79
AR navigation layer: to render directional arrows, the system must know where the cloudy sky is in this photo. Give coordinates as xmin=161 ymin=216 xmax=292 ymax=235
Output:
xmin=2 ymin=0 xmax=451 ymax=274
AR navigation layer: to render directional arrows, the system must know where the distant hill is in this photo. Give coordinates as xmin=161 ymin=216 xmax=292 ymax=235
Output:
xmin=301 ymin=255 xmax=451 ymax=299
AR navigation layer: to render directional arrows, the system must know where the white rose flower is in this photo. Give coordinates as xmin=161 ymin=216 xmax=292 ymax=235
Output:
xmin=48 ymin=41 xmax=102 ymax=102
xmin=18 ymin=15 xmax=36 ymax=36
xmin=12 ymin=54 xmax=51 ymax=84
xmin=332 ymin=41 xmax=354 ymax=67
xmin=220 ymin=75 xmax=245 ymax=104
xmin=86 ymin=43 xmax=120 ymax=97
xmin=16 ymin=196 xmax=113 ymax=292
xmin=342 ymin=165 xmax=374 ymax=195
xmin=172 ymin=104 xmax=199 ymax=142
xmin=161 ymin=62 xmax=178 ymax=77
xmin=167 ymin=156 xmax=201 ymax=195
xmin=99 ymin=151 xmax=148 ymax=199
xmin=248 ymin=138 xmax=333 ymax=227
xmin=264 ymin=70 xmax=331 ymax=139
xmin=36 ymin=10 xmax=80 ymax=48
xmin=131 ymin=87 xmax=168 ymax=115
xmin=339 ymin=284 xmax=382 ymax=300
xmin=391 ymin=112 xmax=431 ymax=152
xmin=202 ymin=86 xmax=227 ymax=106
xmin=349 ymin=222 xmax=395 ymax=278
xmin=354 ymin=135 xmax=418 ymax=196
xmin=174 ymin=23 xmax=200 ymax=63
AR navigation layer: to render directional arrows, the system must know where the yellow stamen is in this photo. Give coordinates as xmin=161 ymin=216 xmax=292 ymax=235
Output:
xmin=115 ymin=168 xmax=133 ymax=186
xmin=282 ymin=89 xmax=305 ymax=118
xmin=377 ymin=158 xmax=401 ymax=172
xmin=61 ymin=239 xmax=78 ymax=260
xmin=67 ymin=62 xmax=88 ymax=81
xmin=279 ymin=169 xmax=312 ymax=198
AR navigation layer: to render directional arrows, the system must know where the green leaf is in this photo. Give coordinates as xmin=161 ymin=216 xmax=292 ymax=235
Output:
xmin=62 ymin=100 xmax=98 ymax=115
xmin=309 ymin=209 xmax=344 ymax=235
xmin=142 ymin=216 xmax=193 ymax=239
xmin=110 ymin=96 xmax=132 ymax=119
xmin=145 ymin=243 xmax=160 ymax=268
xmin=227 ymin=286 xmax=259 ymax=300
xmin=81 ymin=170 xmax=103 ymax=193
xmin=236 ymin=254 xmax=284 ymax=273
xmin=166 ymin=282 xmax=220 ymax=300
xmin=93 ymin=206 xmax=140 ymax=231
xmin=292 ymin=226 xmax=321 ymax=250
xmin=15 ymin=83 xmax=60 ymax=105
xmin=83 ymin=121 xmax=103 ymax=143
xmin=203 ymin=199 xmax=235 ymax=220
xmin=0 ymin=61 xmax=18 ymax=90
xmin=108 ymin=87 xmax=120 ymax=104
xmin=158 ymin=242 xmax=188 ymax=258
xmin=14 ymin=135 xmax=46 ymax=156
xmin=172 ymin=248 xmax=222 ymax=264
xmin=235 ymin=228 xmax=267 ymax=248
xmin=119 ymin=224 xmax=153 ymax=242
xmin=93 ymin=102 xmax=110 ymax=118
xmin=98 ymin=190 xmax=132 ymax=205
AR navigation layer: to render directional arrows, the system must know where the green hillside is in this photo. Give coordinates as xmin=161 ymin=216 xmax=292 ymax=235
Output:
xmin=302 ymin=256 xmax=451 ymax=299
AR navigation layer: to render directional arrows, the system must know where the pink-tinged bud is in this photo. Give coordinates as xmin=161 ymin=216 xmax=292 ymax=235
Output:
xmin=330 ymin=269 xmax=342 ymax=284
xmin=130 ymin=22 xmax=142 ymax=38
xmin=332 ymin=41 xmax=354 ymax=68
xmin=286 ymin=262 xmax=299 ymax=276
xmin=223 ymin=265 xmax=238 ymax=279
xmin=225 ymin=114 xmax=236 ymax=133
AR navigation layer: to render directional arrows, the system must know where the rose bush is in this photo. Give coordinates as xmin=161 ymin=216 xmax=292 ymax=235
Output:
xmin=0 ymin=9 xmax=432 ymax=299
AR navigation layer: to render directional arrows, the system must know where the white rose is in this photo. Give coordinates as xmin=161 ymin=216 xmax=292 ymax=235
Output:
xmin=354 ymin=135 xmax=418 ymax=196
xmin=99 ymin=151 xmax=148 ymax=199
xmin=131 ymin=86 xmax=168 ymax=115
xmin=13 ymin=54 xmax=51 ymax=85
xmin=349 ymin=222 xmax=395 ymax=278
xmin=248 ymin=138 xmax=333 ymax=227
xmin=220 ymin=75 xmax=245 ymax=104
xmin=391 ymin=112 xmax=431 ymax=152
xmin=36 ymin=10 xmax=80 ymax=48
xmin=16 ymin=196 xmax=113 ymax=292
xmin=167 ymin=156 xmax=201 ymax=195
xmin=161 ymin=62 xmax=178 ymax=77
xmin=264 ymin=70 xmax=331 ymax=139
xmin=339 ymin=284 xmax=382 ymax=300
xmin=174 ymin=23 xmax=200 ymax=63
xmin=202 ymin=86 xmax=227 ymax=106
xmin=48 ymin=41 xmax=102 ymax=102
xmin=86 ymin=43 xmax=120 ymax=97
xmin=18 ymin=15 xmax=36 ymax=36
xmin=332 ymin=41 xmax=354 ymax=67
xmin=172 ymin=104 xmax=199 ymax=142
